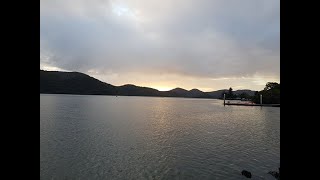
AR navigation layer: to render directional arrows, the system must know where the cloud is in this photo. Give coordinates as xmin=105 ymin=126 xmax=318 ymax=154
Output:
xmin=40 ymin=0 xmax=279 ymax=90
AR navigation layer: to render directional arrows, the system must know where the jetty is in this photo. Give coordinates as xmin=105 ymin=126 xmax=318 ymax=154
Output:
xmin=223 ymin=94 xmax=280 ymax=107
xmin=224 ymin=102 xmax=280 ymax=107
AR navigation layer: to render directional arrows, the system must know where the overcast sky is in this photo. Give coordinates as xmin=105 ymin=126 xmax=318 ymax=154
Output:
xmin=40 ymin=0 xmax=279 ymax=91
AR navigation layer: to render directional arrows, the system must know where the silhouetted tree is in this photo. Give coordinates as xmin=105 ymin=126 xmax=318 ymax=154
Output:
xmin=252 ymin=82 xmax=280 ymax=104
xmin=254 ymin=91 xmax=259 ymax=96
xmin=264 ymin=82 xmax=280 ymax=91
xmin=227 ymin=87 xmax=233 ymax=99
xmin=239 ymin=92 xmax=249 ymax=99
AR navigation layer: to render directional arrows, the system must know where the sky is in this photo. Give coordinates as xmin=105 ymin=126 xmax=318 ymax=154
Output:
xmin=40 ymin=0 xmax=280 ymax=91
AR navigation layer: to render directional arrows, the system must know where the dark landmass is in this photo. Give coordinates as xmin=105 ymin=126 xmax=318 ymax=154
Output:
xmin=206 ymin=89 xmax=228 ymax=98
xmin=40 ymin=70 xmax=257 ymax=99
xmin=251 ymin=82 xmax=280 ymax=104
xmin=40 ymin=70 xmax=118 ymax=95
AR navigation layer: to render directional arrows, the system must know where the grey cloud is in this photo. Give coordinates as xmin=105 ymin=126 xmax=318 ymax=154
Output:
xmin=40 ymin=0 xmax=279 ymax=81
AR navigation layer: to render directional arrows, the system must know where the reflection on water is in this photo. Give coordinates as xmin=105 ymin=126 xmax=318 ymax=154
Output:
xmin=40 ymin=94 xmax=280 ymax=179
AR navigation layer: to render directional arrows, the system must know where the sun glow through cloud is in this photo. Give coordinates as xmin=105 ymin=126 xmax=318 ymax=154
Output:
xmin=111 ymin=4 xmax=130 ymax=16
xmin=155 ymin=87 xmax=174 ymax=91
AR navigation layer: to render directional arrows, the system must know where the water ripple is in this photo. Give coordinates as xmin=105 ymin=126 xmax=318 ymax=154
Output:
xmin=41 ymin=94 xmax=280 ymax=179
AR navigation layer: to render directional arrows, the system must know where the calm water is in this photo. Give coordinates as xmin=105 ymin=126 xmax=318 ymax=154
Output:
xmin=40 ymin=94 xmax=280 ymax=180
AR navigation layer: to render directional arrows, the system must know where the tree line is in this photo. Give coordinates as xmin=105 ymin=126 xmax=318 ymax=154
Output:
xmin=221 ymin=82 xmax=280 ymax=104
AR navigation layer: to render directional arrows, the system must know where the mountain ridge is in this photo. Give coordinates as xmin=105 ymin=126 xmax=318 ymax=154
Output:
xmin=40 ymin=70 xmax=255 ymax=99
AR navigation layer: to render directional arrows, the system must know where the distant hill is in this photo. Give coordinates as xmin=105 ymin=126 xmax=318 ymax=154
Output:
xmin=206 ymin=89 xmax=228 ymax=98
xmin=167 ymin=88 xmax=190 ymax=97
xmin=117 ymin=84 xmax=162 ymax=96
xmin=233 ymin=89 xmax=255 ymax=96
xmin=189 ymin=89 xmax=208 ymax=98
xmin=40 ymin=70 xmax=255 ymax=99
xmin=206 ymin=89 xmax=256 ymax=98
xmin=40 ymin=70 xmax=117 ymax=95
